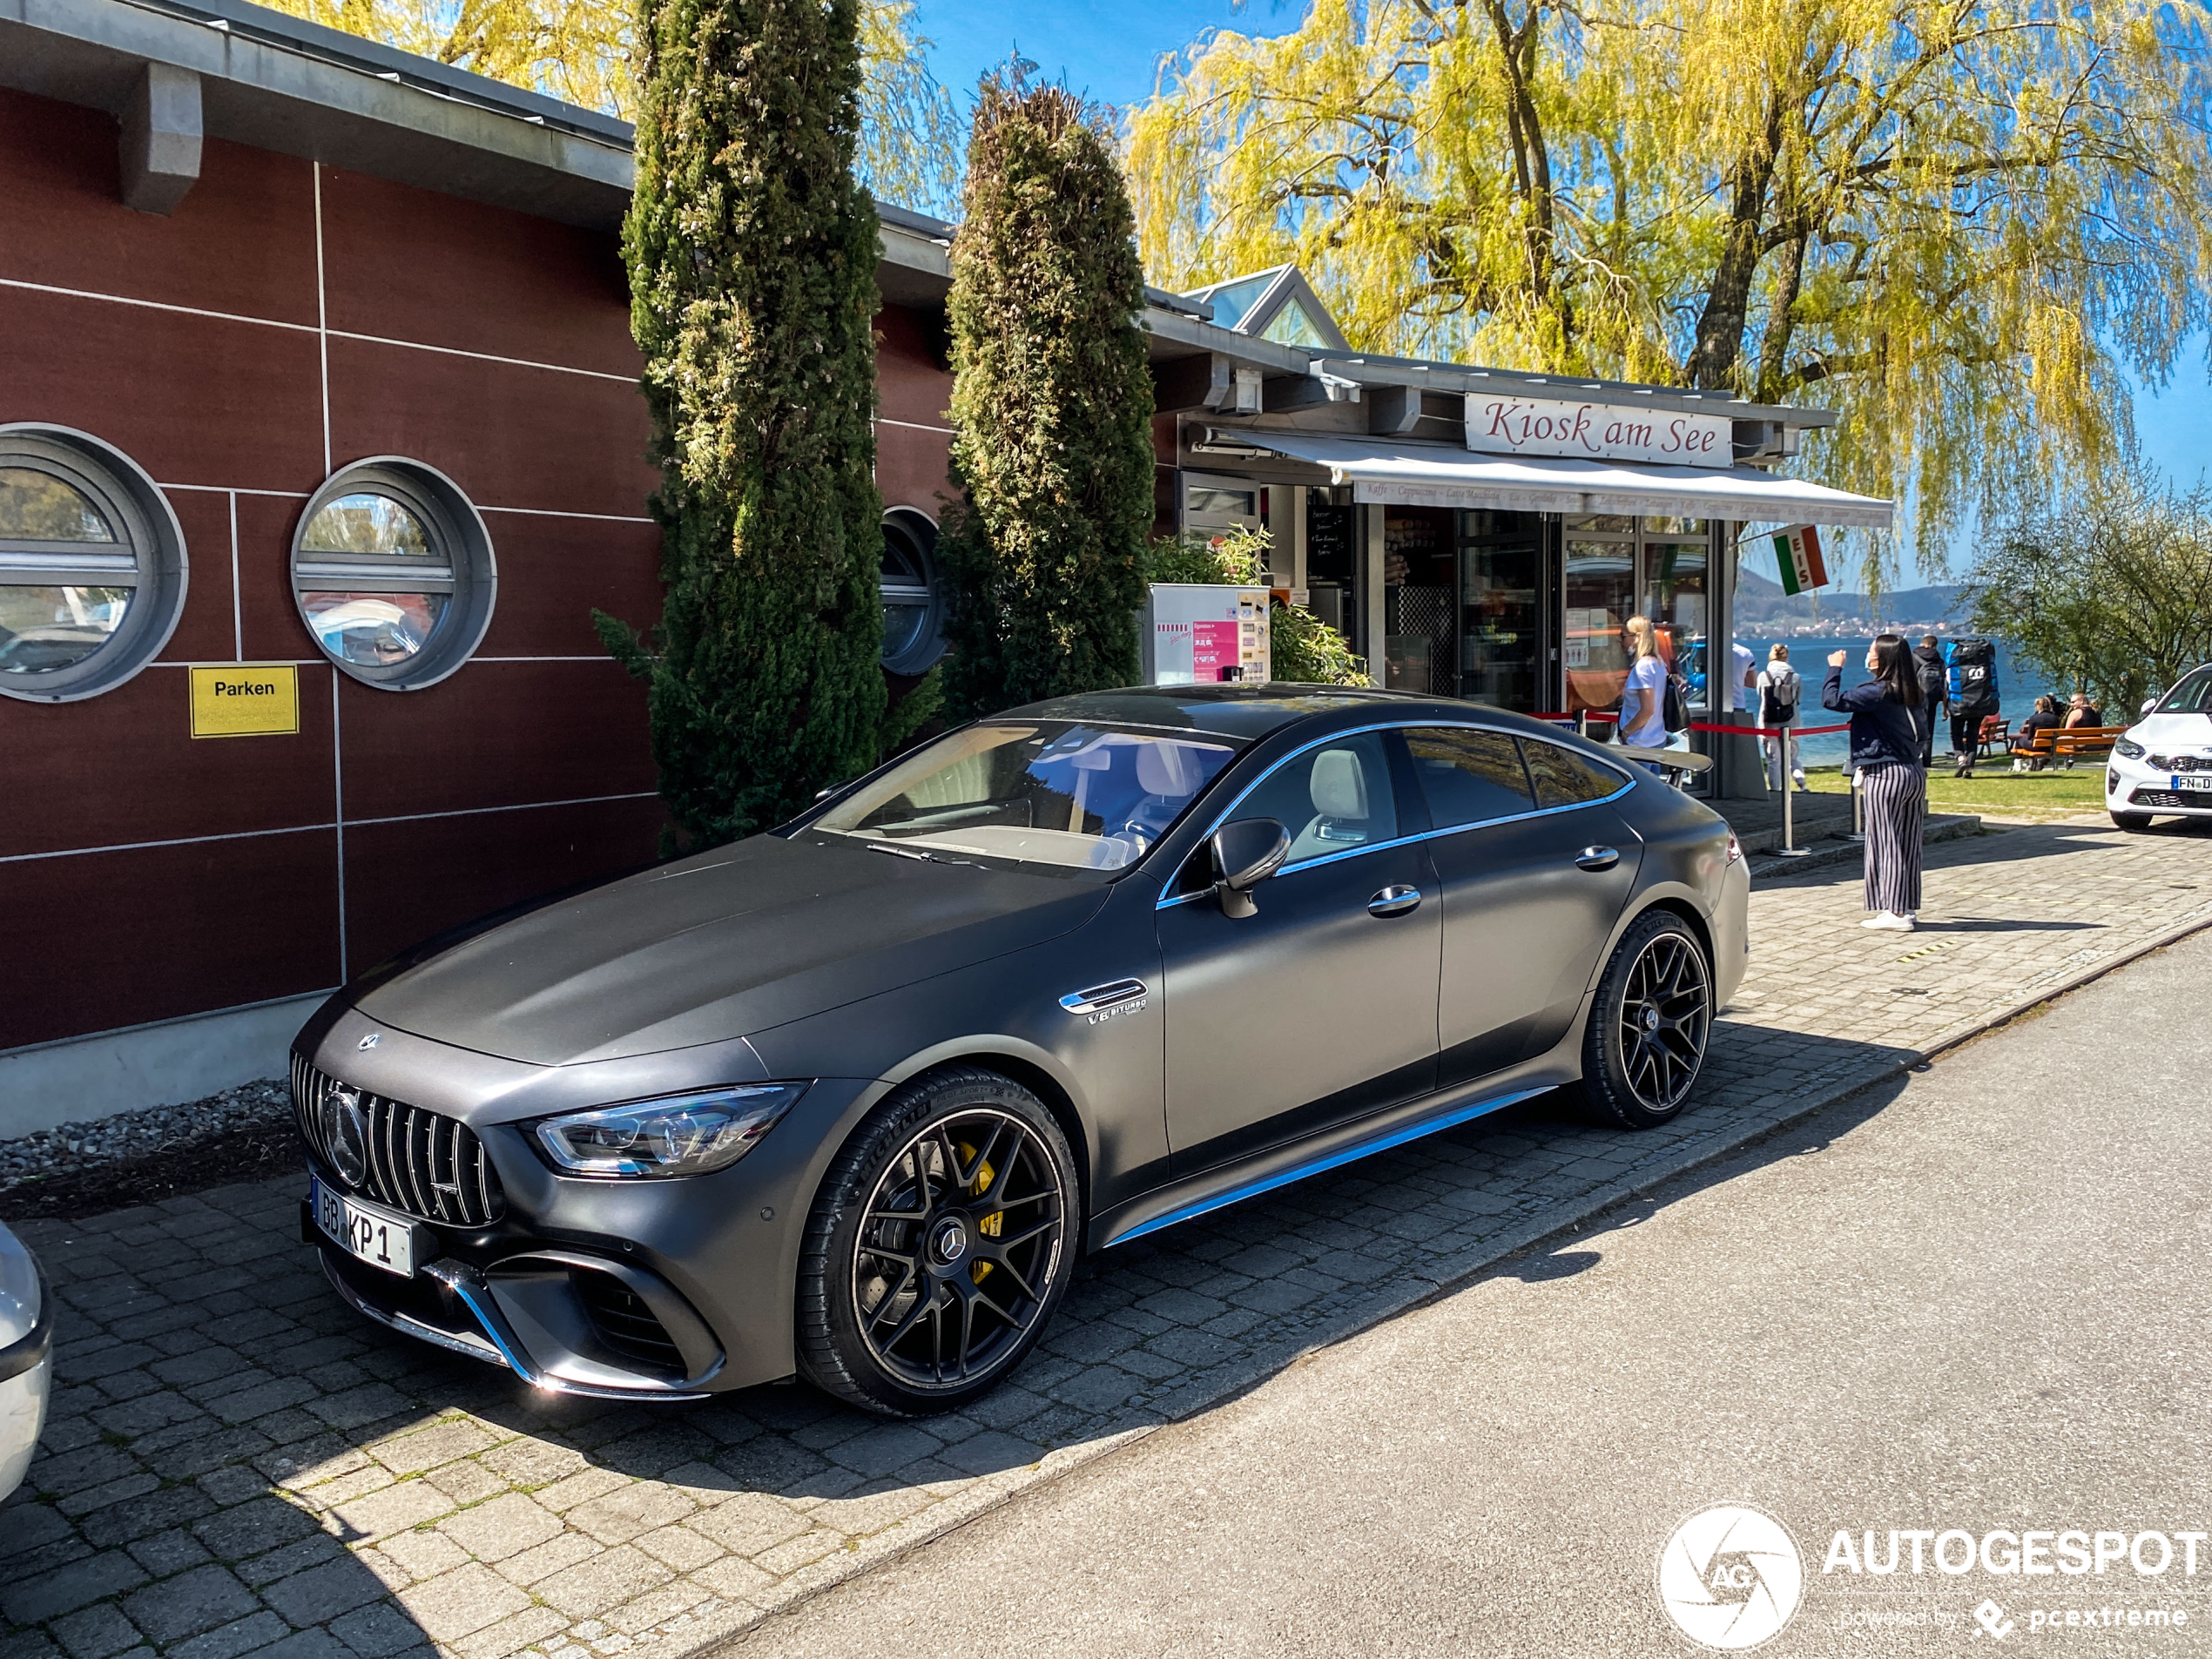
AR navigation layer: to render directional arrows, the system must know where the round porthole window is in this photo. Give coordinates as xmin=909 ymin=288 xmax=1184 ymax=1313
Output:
xmin=0 ymin=426 xmax=188 ymax=704
xmin=291 ymin=459 xmax=495 ymax=690
xmin=879 ymin=508 xmax=946 ymax=677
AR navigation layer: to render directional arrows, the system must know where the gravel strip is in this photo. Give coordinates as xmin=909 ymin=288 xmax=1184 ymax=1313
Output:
xmin=0 ymin=1077 xmax=291 ymax=1191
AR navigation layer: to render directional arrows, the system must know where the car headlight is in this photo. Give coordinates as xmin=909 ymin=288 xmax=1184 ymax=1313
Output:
xmin=533 ymin=1083 xmax=808 ymax=1178
xmin=0 ymin=1222 xmax=41 ymax=1351
xmin=2115 ymin=738 xmax=2146 ymax=760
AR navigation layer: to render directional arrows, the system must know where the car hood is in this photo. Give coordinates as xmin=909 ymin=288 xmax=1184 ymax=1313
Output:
xmin=354 ymin=834 xmax=1110 ymax=1067
xmin=2128 ymin=712 xmax=2212 ymax=755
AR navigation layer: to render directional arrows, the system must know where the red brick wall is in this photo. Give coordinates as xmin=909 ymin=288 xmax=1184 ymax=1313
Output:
xmin=0 ymin=87 xmax=956 ymax=1052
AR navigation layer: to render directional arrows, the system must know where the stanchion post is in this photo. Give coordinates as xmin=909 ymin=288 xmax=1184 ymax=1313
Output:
xmin=1772 ymin=716 xmax=1811 ymax=858
xmin=1847 ymin=764 xmax=1866 ymax=844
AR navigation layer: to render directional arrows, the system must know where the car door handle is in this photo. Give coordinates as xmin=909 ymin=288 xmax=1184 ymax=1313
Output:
xmin=1574 ymin=846 xmax=1621 ymax=872
xmin=1367 ymin=885 xmax=1422 ymax=916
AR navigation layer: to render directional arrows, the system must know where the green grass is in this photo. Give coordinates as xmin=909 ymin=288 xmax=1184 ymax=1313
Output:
xmin=1802 ymin=763 xmax=2110 ymax=819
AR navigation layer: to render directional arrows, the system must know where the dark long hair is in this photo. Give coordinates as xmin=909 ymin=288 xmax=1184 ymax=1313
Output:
xmin=1869 ymin=633 xmax=1924 ymax=707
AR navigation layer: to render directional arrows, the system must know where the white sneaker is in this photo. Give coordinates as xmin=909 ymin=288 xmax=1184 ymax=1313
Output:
xmin=1861 ymin=912 xmax=1915 ymax=932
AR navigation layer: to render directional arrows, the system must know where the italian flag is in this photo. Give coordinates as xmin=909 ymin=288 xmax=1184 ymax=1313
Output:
xmin=1771 ymin=523 xmax=1828 ymax=596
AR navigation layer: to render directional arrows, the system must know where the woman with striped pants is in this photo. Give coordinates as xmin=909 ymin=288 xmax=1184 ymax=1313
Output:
xmin=1824 ymin=636 xmax=1929 ymax=932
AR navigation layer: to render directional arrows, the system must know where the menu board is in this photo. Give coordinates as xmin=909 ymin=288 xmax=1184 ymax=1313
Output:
xmin=1305 ymin=504 xmax=1356 ymax=585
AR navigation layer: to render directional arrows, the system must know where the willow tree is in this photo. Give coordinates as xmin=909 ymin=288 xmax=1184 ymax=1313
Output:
xmin=604 ymin=0 xmax=884 ymax=846
xmin=1966 ymin=467 xmax=2212 ymax=718
xmin=262 ymin=0 xmax=962 ymax=212
xmin=1127 ymin=0 xmax=2212 ymax=583
xmin=938 ymin=78 xmax=1157 ymax=715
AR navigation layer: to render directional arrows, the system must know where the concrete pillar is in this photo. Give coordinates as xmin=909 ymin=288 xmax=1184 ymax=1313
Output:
xmin=1364 ymin=502 xmax=1387 ymax=686
xmin=120 ymin=63 xmax=202 ymax=216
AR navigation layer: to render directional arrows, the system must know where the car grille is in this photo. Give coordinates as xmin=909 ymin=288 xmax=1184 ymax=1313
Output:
xmin=2128 ymin=788 xmax=2202 ymax=809
xmin=573 ymin=1270 xmax=686 ymax=1376
xmin=292 ymin=1055 xmax=506 ymax=1228
xmin=2147 ymin=754 xmax=2212 ymax=772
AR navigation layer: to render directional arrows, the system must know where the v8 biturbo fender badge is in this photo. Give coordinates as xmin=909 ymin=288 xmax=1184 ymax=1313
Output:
xmin=1058 ymin=979 xmax=1150 ymax=1024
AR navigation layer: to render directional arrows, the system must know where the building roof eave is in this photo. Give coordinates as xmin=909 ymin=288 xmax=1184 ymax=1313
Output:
xmin=1300 ymin=349 xmax=1838 ymax=429
xmin=1 ymin=0 xmax=634 ymax=229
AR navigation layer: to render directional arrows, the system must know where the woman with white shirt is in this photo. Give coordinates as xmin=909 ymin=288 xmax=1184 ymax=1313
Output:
xmin=1616 ymin=615 xmax=1674 ymax=772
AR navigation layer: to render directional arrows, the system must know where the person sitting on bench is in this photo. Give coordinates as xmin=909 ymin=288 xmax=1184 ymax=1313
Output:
xmin=2011 ymin=695 xmax=2061 ymax=769
xmin=2064 ymin=691 xmax=2103 ymax=729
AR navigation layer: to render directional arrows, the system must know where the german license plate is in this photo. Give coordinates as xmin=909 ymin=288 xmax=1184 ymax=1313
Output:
xmin=2175 ymin=773 xmax=2212 ymax=792
xmin=311 ymin=1176 xmax=416 ymax=1278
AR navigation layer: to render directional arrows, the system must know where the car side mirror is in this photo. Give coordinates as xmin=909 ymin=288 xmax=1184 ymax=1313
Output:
xmin=2143 ymin=698 xmax=2159 ymax=716
xmin=1211 ymin=819 xmax=1291 ymax=920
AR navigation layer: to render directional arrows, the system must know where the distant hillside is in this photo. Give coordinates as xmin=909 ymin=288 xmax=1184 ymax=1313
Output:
xmin=1733 ymin=567 xmax=1969 ymax=634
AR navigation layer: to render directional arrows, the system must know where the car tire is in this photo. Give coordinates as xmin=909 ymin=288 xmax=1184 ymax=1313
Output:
xmin=796 ymin=1066 xmax=1081 ymax=1418
xmin=1572 ymin=909 xmax=1714 ymax=1130
xmin=2110 ymin=811 xmax=2155 ymax=832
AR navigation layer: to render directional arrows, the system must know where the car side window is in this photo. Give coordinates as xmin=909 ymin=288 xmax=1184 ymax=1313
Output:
xmin=1521 ymin=738 xmax=1628 ymax=810
xmin=1405 ymin=727 xmax=1534 ymax=828
xmin=1226 ymin=731 xmax=1399 ymax=866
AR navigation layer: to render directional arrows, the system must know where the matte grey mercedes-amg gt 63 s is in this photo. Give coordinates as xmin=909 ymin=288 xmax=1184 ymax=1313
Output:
xmin=293 ymin=685 xmax=1747 ymax=1416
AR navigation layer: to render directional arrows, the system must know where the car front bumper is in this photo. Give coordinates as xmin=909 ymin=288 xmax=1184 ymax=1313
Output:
xmin=0 ymin=1267 xmax=53 ymax=1501
xmin=2106 ymin=755 xmax=2212 ymax=815
xmin=298 ymin=1069 xmax=890 ymax=1400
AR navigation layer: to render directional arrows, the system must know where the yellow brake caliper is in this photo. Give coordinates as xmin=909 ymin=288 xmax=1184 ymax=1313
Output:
xmin=959 ymin=1143 xmax=1001 ymax=1284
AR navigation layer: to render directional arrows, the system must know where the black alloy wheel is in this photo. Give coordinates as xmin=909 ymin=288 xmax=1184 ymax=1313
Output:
xmin=798 ymin=1067 xmax=1078 ymax=1417
xmin=1574 ymin=910 xmax=1714 ymax=1130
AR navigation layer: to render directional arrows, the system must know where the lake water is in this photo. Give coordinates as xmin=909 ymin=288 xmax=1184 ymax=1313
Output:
xmin=1720 ymin=633 xmax=2063 ymax=770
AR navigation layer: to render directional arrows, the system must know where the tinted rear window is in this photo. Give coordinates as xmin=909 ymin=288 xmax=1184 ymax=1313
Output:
xmin=1522 ymin=739 xmax=1628 ymax=809
xmin=1405 ymin=727 xmax=1534 ymax=826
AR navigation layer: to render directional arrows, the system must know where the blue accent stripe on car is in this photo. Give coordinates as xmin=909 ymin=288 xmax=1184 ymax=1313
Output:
xmin=1107 ymin=1084 xmax=1551 ymax=1245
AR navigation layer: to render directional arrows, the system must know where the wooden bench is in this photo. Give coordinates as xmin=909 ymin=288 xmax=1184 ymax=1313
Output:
xmin=2010 ymin=725 xmax=2061 ymax=769
xmin=2054 ymin=725 xmax=2128 ymax=767
xmin=1975 ymin=716 xmax=2010 ymax=757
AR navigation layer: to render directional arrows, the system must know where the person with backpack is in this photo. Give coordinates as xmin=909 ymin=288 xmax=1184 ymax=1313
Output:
xmin=1912 ymin=636 xmax=1948 ymax=766
xmin=1944 ymin=636 xmax=2000 ymax=778
xmin=1756 ymin=643 xmax=1805 ymax=790
xmin=1824 ymin=634 xmax=1928 ymax=932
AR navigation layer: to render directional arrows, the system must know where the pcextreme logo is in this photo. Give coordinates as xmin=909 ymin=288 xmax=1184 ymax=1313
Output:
xmin=1656 ymin=1502 xmax=1806 ymax=1650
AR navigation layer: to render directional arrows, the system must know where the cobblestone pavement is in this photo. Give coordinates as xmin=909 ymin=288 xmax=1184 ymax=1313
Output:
xmin=5 ymin=817 xmax=2209 ymax=1659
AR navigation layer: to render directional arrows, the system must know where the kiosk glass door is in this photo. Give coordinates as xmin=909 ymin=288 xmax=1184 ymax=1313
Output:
xmin=1455 ymin=509 xmax=1545 ymax=711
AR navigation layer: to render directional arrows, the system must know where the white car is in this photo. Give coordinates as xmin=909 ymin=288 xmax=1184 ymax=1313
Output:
xmin=2108 ymin=664 xmax=2212 ymax=830
xmin=0 ymin=1219 xmax=51 ymax=1501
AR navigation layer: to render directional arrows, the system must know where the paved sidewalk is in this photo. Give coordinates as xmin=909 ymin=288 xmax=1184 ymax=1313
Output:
xmin=4 ymin=818 xmax=2209 ymax=1659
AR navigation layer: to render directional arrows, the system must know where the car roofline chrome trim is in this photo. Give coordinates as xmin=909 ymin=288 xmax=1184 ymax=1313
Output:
xmin=1105 ymin=1083 xmax=1553 ymax=1246
xmin=1156 ymin=718 xmax=1636 ymax=909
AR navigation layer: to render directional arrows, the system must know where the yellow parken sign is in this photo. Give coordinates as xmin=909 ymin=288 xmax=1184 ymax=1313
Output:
xmin=190 ymin=664 xmax=300 ymax=738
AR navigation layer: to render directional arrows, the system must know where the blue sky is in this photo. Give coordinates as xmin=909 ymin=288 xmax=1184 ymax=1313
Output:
xmin=913 ymin=0 xmax=2211 ymax=584
xmin=915 ymin=0 xmax=1283 ymax=112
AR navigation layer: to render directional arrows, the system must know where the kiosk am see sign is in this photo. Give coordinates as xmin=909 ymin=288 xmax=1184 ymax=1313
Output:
xmin=1463 ymin=394 xmax=1734 ymax=469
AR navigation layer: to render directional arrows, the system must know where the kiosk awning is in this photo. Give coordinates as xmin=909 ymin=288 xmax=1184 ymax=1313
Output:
xmin=1224 ymin=431 xmax=1893 ymax=529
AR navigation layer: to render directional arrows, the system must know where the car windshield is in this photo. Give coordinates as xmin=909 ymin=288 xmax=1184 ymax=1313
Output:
xmin=809 ymin=722 xmax=1242 ymax=872
xmin=2154 ymin=666 xmax=2212 ymax=715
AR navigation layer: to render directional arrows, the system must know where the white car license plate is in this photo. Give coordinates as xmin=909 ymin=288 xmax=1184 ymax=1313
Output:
xmin=2175 ymin=773 xmax=2212 ymax=792
xmin=313 ymin=1177 xmax=417 ymax=1278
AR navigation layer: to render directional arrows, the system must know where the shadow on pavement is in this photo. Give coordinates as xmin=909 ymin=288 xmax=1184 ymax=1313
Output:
xmin=0 ymin=1015 xmax=1968 ymax=1659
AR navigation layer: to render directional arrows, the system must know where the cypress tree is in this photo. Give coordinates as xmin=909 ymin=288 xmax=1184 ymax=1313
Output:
xmin=601 ymin=0 xmax=886 ymax=846
xmin=939 ymin=77 xmax=1157 ymax=715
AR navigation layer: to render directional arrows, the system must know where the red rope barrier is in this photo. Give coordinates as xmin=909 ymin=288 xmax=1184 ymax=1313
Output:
xmin=1689 ymin=720 xmax=1851 ymax=736
xmin=1532 ymin=712 xmax=1851 ymax=737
